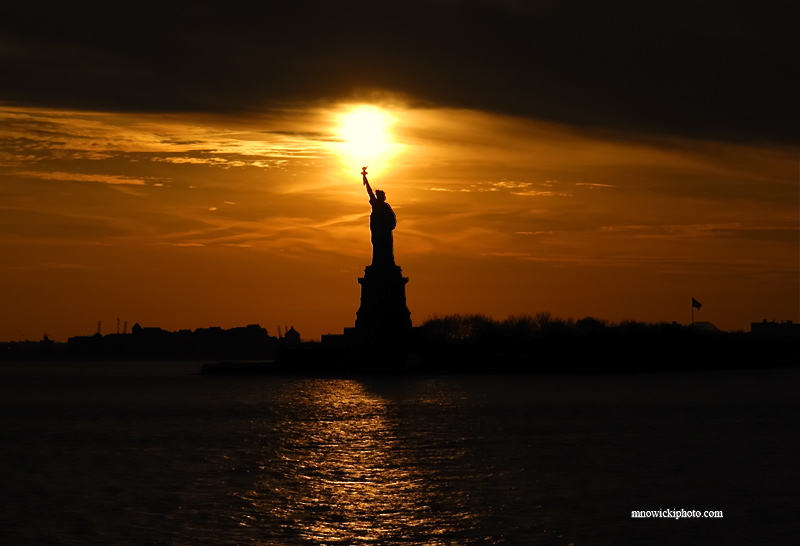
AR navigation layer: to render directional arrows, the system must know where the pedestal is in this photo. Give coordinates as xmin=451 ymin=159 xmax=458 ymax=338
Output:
xmin=354 ymin=264 xmax=412 ymax=341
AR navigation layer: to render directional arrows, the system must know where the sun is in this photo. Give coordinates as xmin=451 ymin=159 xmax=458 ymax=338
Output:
xmin=333 ymin=105 xmax=402 ymax=172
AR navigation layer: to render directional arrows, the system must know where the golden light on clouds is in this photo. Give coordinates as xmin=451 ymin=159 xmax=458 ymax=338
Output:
xmin=0 ymin=104 xmax=796 ymax=341
xmin=332 ymin=105 xmax=403 ymax=175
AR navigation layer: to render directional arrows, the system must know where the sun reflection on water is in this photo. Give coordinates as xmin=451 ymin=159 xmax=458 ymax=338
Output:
xmin=239 ymin=379 xmax=480 ymax=545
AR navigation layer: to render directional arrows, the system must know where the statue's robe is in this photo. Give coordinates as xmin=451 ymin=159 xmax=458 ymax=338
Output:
xmin=369 ymin=199 xmax=396 ymax=266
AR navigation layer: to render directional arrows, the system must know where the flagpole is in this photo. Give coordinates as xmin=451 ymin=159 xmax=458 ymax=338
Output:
xmin=691 ymin=297 xmax=702 ymax=324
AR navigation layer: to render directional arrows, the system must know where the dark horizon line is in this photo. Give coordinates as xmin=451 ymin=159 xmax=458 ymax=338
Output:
xmin=4 ymin=313 xmax=798 ymax=345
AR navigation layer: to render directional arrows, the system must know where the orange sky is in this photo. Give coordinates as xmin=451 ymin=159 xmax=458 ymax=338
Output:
xmin=1 ymin=103 xmax=797 ymax=341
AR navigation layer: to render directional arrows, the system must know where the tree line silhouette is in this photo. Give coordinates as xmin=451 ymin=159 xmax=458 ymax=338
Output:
xmin=413 ymin=312 xmax=770 ymax=373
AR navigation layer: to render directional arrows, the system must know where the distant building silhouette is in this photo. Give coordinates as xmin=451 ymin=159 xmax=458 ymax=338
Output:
xmin=281 ymin=326 xmax=301 ymax=344
xmin=689 ymin=321 xmax=721 ymax=335
xmin=751 ymin=319 xmax=800 ymax=342
xmin=68 ymin=323 xmax=276 ymax=359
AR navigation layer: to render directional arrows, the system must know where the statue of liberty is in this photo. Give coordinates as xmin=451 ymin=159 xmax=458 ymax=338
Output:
xmin=361 ymin=166 xmax=396 ymax=267
xmin=353 ymin=166 xmax=411 ymax=339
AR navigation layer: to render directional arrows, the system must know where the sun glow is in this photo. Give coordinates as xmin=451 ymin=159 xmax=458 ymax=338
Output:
xmin=333 ymin=105 xmax=402 ymax=174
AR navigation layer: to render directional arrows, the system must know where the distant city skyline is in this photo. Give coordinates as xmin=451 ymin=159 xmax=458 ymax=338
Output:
xmin=1 ymin=2 xmax=797 ymax=341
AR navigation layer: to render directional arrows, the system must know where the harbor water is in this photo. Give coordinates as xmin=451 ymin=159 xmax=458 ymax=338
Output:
xmin=1 ymin=361 xmax=798 ymax=545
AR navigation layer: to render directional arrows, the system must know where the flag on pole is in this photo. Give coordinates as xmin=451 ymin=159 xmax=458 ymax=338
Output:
xmin=692 ymin=297 xmax=702 ymax=309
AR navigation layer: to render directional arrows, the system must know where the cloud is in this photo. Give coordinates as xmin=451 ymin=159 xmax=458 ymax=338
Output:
xmin=511 ymin=190 xmax=570 ymax=197
xmin=598 ymin=223 xmax=799 ymax=242
xmin=2 ymin=2 xmax=798 ymax=143
xmin=423 ymin=179 xmax=573 ymax=196
xmin=598 ymin=223 xmax=742 ymax=236
xmin=15 ymin=170 xmax=147 ymax=185
xmin=0 ymin=107 xmax=330 ymax=164
xmin=492 ymin=181 xmax=532 ymax=189
xmin=481 ymin=251 xmax=531 ymax=258
xmin=425 ymin=187 xmax=475 ymax=193
xmin=152 ymin=156 xmax=248 ymax=168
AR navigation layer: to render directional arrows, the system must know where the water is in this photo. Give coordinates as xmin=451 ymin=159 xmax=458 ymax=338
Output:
xmin=1 ymin=362 xmax=798 ymax=545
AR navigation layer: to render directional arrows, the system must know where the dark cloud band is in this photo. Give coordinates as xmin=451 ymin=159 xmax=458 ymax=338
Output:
xmin=1 ymin=0 xmax=797 ymax=144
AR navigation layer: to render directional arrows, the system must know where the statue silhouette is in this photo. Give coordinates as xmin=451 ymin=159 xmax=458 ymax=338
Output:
xmin=353 ymin=166 xmax=412 ymax=340
xmin=362 ymin=167 xmax=396 ymax=267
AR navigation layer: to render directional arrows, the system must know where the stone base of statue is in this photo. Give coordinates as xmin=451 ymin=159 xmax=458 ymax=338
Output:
xmin=354 ymin=263 xmax=412 ymax=342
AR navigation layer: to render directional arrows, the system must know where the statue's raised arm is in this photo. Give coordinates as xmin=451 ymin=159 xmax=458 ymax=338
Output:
xmin=362 ymin=166 xmax=375 ymax=200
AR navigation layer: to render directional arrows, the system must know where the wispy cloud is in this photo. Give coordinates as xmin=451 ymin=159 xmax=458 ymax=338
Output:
xmin=0 ymin=106 xmax=331 ymax=166
xmin=15 ymin=170 xmax=148 ymax=185
xmin=511 ymin=190 xmax=570 ymax=197
xmin=423 ymin=179 xmax=573 ymax=195
xmin=599 ymin=223 xmax=741 ymax=237
xmin=575 ymin=182 xmax=617 ymax=188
